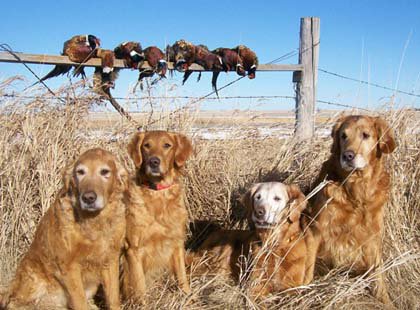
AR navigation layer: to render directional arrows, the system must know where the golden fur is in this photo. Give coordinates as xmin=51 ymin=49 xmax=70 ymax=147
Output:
xmin=123 ymin=131 xmax=193 ymax=302
xmin=188 ymin=182 xmax=313 ymax=298
xmin=0 ymin=148 xmax=127 ymax=310
xmin=308 ymin=115 xmax=396 ymax=305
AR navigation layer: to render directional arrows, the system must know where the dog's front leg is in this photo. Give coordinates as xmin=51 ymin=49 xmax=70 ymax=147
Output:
xmin=363 ymin=242 xmax=393 ymax=307
xmin=124 ymin=248 xmax=147 ymax=303
xmin=102 ymin=257 xmax=121 ymax=310
xmin=303 ymin=227 xmax=319 ymax=285
xmin=171 ymin=245 xmax=191 ymax=294
xmin=59 ymin=264 xmax=88 ymax=310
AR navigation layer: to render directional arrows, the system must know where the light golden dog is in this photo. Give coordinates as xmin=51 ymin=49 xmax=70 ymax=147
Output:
xmin=123 ymin=131 xmax=193 ymax=302
xmin=188 ymin=182 xmax=313 ymax=297
xmin=0 ymin=148 xmax=127 ymax=310
xmin=308 ymin=115 xmax=396 ymax=305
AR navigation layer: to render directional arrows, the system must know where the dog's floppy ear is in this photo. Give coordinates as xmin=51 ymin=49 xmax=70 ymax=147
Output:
xmin=286 ymin=184 xmax=307 ymax=222
xmin=173 ymin=133 xmax=193 ymax=168
xmin=241 ymin=183 xmax=261 ymax=228
xmin=61 ymin=161 xmax=76 ymax=197
xmin=331 ymin=116 xmax=347 ymax=155
xmin=375 ymin=117 xmax=396 ymax=154
xmin=127 ymin=132 xmax=145 ymax=168
xmin=115 ymin=160 xmax=129 ymax=191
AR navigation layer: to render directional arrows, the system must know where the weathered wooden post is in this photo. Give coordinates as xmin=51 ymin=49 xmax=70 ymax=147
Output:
xmin=294 ymin=17 xmax=320 ymax=140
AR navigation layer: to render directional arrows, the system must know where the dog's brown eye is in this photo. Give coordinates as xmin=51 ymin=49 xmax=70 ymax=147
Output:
xmin=100 ymin=168 xmax=110 ymax=176
xmin=362 ymin=132 xmax=370 ymax=139
xmin=256 ymin=194 xmax=261 ymax=200
xmin=163 ymin=143 xmax=171 ymax=149
xmin=143 ymin=143 xmax=150 ymax=149
xmin=341 ymin=133 xmax=347 ymax=140
xmin=76 ymin=169 xmax=85 ymax=176
xmin=274 ymin=196 xmax=281 ymax=201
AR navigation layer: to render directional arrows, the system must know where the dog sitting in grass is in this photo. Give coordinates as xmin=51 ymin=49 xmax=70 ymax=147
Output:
xmin=0 ymin=148 xmax=127 ymax=310
xmin=187 ymin=182 xmax=313 ymax=298
xmin=123 ymin=131 xmax=193 ymax=303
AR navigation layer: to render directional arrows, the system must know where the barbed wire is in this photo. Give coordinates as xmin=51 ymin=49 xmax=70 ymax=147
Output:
xmin=319 ymin=68 xmax=420 ymax=98
xmin=0 ymin=43 xmax=65 ymax=103
xmin=267 ymin=42 xmax=320 ymax=64
xmin=0 ymin=93 xmax=296 ymax=101
xmin=1 ymin=92 xmax=381 ymax=112
xmin=316 ymin=99 xmax=372 ymax=112
xmin=267 ymin=49 xmax=299 ymax=64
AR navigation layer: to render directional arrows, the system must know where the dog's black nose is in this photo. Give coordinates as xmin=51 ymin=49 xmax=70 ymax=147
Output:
xmin=82 ymin=191 xmax=97 ymax=204
xmin=254 ymin=207 xmax=265 ymax=220
xmin=343 ymin=150 xmax=355 ymax=162
xmin=149 ymin=157 xmax=161 ymax=168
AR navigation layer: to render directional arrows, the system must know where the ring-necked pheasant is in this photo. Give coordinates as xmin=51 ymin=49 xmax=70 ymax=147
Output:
xmin=182 ymin=44 xmax=224 ymax=85
xmin=93 ymin=48 xmax=116 ymax=94
xmin=33 ymin=34 xmax=101 ymax=86
xmin=232 ymin=45 xmax=258 ymax=79
xmin=135 ymin=46 xmax=167 ymax=91
xmin=171 ymin=39 xmax=196 ymax=72
xmin=114 ymin=41 xmax=144 ymax=69
xmin=211 ymin=47 xmax=246 ymax=96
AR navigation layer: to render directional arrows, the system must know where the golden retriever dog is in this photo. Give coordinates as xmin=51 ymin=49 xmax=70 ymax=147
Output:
xmin=308 ymin=115 xmax=396 ymax=305
xmin=0 ymin=148 xmax=127 ymax=310
xmin=188 ymin=182 xmax=313 ymax=297
xmin=123 ymin=131 xmax=193 ymax=302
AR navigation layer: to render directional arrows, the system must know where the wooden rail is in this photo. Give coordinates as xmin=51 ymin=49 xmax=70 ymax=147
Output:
xmin=0 ymin=52 xmax=303 ymax=72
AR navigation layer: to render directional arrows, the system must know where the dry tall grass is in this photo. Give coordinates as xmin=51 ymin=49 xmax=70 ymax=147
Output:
xmin=0 ymin=78 xmax=419 ymax=309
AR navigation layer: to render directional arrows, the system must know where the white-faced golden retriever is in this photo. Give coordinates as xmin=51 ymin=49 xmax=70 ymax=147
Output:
xmin=188 ymin=182 xmax=313 ymax=298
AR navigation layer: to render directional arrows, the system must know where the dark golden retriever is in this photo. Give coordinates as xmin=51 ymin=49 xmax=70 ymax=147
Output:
xmin=308 ymin=115 xmax=396 ymax=305
xmin=0 ymin=148 xmax=127 ymax=310
xmin=123 ymin=131 xmax=193 ymax=302
xmin=188 ymin=182 xmax=313 ymax=298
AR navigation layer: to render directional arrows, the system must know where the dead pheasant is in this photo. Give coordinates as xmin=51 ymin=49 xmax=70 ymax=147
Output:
xmin=182 ymin=44 xmax=224 ymax=85
xmin=232 ymin=45 xmax=258 ymax=79
xmin=211 ymin=48 xmax=246 ymax=96
xmin=135 ymin=46 xmax=167 ymax=90
xmin=32 ymin=34 xmax=101 ymax=87
xmin=114 ymin=41 xmax=144 ymax=69
xmin=171 ymin=39 xmax=196 ymax=72
xmin=93 ymin=48 xmax=116 ymax=94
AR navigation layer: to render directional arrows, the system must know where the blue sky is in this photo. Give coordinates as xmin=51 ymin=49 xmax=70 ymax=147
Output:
xmin=1 ymin=0 xmax=420 ymax=111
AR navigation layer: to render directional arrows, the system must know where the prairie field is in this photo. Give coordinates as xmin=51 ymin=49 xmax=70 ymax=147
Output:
xmin=0 ymin=79 xmax=419 ymax=309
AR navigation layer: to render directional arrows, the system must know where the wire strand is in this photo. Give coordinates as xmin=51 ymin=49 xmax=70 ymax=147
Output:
xmin=0 ymin=44 xmax=65 ymax=103
xmin=0 ymin=93 xmax=296 ymax=101
xmin=319 ymin=68 xmax=420 ymax=98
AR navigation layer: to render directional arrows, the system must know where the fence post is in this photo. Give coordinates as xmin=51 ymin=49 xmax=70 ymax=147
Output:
xmin=294 ymin=17 xmax=320 ymax=140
